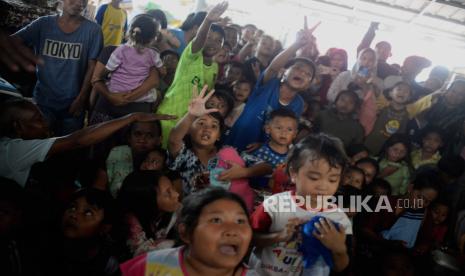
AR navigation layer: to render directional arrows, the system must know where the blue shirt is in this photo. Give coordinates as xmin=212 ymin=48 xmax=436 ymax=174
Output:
xmin=224 ymin=73 xmax=304 ymax=151
xmin=169 ymin=28 xmax=186 ymax=56
xmin=14 ymin=15 xmax=103 ymax=109
xmin=252 ymin=143 xmax=287 ymax=169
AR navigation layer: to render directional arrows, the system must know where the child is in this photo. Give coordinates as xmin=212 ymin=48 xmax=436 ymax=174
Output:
xmin=377 ymin=134 xmax=412 ymax=196
xmin=168 ymin=85 xmax=272 ymax=196
xmin=365 ymin=80 xmax=413 ymax=155
xmin=91 ymin=14 xmax=163 ymax=124
xmin=318 ymin=89 xmax=364 ymax=148
xmin=105 ymin=121 xmax=162 ymax=197
xmin=221 ymin=61 xmax=246 ymax=87
xmin=342 ymin=166 xmax=366 ymax=190
xmin=360 ymin=167 xmax=440 ymax=252
xmin=158 ymin=2 xmax=229 ymax=146
xmin=49 ymin=188 xmax=119 ymax=276
xmin=159 ymin=50 xmax=180 ymax=91
xmin=224 ymin=21 xmax=318 ymax=151
xmin=253 ymin=108 xmax=298 ymax=169
xmin=346 ymin=144 xmax=369 ymax=165
xmin=411 ymin=127 xmax=443 ymax=169
xmin=205 ymin=89 xmax=235 ymax=118
xmin=366 ymin=178 xmax=392 ymax=196
xmin=430 ymin=201 xmax=449 ymax=249
xmin=120 ymin=188 xmax=255 ymax=276
xmin=355 ymin=157 xmax=380 ymax=185
xmin=140 ymin=147 xmax=167 ymax=171
xmin=295 ymin=95 xmax=320 ymax=142
xmin=118 ymin=171 xmax=180 ymax=257
xmin=225 ymin=79 xmax=254 ymax=127
xmin=251 ymin=108 xmax=298 ymax=204
xmin=251 ymin=134 xmax=351 ymax=275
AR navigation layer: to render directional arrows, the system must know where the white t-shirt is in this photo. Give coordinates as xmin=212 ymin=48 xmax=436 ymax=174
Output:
xmin=250 ymin=191 xmax=352 ymax=276
xmin=0 ymin=137 xmax=57 ymax=186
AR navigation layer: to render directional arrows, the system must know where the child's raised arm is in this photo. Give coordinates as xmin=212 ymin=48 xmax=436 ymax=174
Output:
xmin=168 ymin=85 xmax=219 ymax=157
xmin=262 ymin=19 xmax=319 ymax=84
xmin=191 ymin=1 xmax=228 ymax=54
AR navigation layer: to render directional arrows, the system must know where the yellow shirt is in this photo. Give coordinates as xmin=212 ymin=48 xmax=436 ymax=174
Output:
xmin=96 ymin=4 xmax=127 ymax=47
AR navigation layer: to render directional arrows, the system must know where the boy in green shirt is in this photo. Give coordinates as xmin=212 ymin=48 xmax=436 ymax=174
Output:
xmin=157 ymin=2 xmax=228 ymax=145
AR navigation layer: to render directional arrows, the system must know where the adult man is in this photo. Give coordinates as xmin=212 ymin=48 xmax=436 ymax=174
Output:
xmin=13 ymin=0 xmax=103 ymax=135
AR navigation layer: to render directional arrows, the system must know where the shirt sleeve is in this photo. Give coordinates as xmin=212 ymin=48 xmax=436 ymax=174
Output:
xmin=150 ymin=50 xmax=164 ymax=68
xmin=250 ymin=204 xmax=272 ymax=232
xmin=407 ymin=94 xmax=433 ymax=118
xmin=3 ymin=138 xmax=56 ymax=187
xmin=95 ymin=4 xmax=107 ymax=25
xmin=106 ymin=45 xmax=124 ymax=71
xmin=13 ymin=16 xmax=45 ymax=48
xmin=120 ymin=253 xmax=147 ymax=276
xmin=88 ymin=25 xmax=103 ymax=60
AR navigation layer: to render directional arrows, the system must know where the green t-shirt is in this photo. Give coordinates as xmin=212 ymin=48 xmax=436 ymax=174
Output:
xmin=157 ymin=42 xmax=218 ymax=146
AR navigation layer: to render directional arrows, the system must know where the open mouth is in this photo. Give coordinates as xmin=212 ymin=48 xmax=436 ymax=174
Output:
xmin=200 ymin=132 xmax=212 ymax=141
xmin=219 ymin=244 xmax=239 ymax=256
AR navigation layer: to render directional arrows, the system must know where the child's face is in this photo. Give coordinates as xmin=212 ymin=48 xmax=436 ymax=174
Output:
xmin=390 ymin=83 xmax=411 ymax=105
xmin=372 ymin=186 xmax=389 ymax=196
xmin=203 ymin=31 xmax=224 ymax=58
xmin=162 ymin=54 xmax=179 ymax=72
xmin=342 ymin=170 xmax=365 ymax=190
xmin=128 ymin=122 xmax=161 ymax=154
xmin=290 ymin=158 xmax=342 ymax=200
xmin=330 ymin=53 xmax=345 ymax=70
xmin=224 ymin=28 xmax=238 ymax=49
xmin=445 ymin=82 xmax=465 ymax=107
xmin=183 ymin=199 xmax=252 ymax=270
xmin=335 ymin=93 xmax=357 ymax=115
xmin=283 ymin=62 xmax=313 ymax=91
xmin=431 ymin=204 xmax=448 ymax=225
xmin=351 ymin=151 xmax=369 ymax=165
xmin=189 ymin=114 xmax=221 ymax=147
xmin=410 ymin=187 xmax=438 ymax=209
xmin=358 ymin=51 xmax=376 ymax=70
xmin=422 ymin=132 xmax=442 ymax=154
xmin=206 ymin=95 xmax=229 ymax=117
xmin=214 ymin=46 xmax=230 ymax=64
xmin=156 ymin=176 xmax=180 ymax=213
xmin=387 ymin=143 xmax=407 ymax=162
xmin=233 ymin=82 xmax=252 ymax=103
xmin=242 ymin=26 xmax=256 ymax=42
xmin=62 ymin=197 xmax=105 ymax=239
xmin=140 ymin=151 xmax=166 ymax=171
xmin=257 ymin=36 xmax=274 ymax=56
xmin=266 ymin=116 xmax=298 ymax=147
xmin=224 ymin=65 xmax=243 ymax=84
xmin=356 ymin=162 xmax=377 ymax=184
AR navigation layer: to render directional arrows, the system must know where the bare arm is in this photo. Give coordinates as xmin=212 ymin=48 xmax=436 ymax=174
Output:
xmin=263 ymin=20 xmax=319 ymax=84
xmin=357 ymin=22 xmax=377 ymax=55
xmin=192 ymin=2 xmax=228 ymax=53
xmin=48 ymin=113 xmax=176 ymax=157
xmin=69 ymin=60 xmax=96 ymax=115
xmin=168 ymin=85 xmax=218 ymax=158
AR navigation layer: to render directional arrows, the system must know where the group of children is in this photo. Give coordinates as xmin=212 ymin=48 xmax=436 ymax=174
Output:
xmin=2 ymin=0 xmax=465 ymax=275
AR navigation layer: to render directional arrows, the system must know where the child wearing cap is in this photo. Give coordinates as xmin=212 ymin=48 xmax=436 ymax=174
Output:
xmin=224 ymin=25 xmax=317 ymax=151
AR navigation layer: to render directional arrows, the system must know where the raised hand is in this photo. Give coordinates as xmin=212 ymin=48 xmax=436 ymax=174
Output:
xmin=206 ymin=1 xmax=229 ymax=22
xmin=0 ymin=31 xmax=42 ymax=72
xmin=189 ymin=84 xmax=219 ymax=117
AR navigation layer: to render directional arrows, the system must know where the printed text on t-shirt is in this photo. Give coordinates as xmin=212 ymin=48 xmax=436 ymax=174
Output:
xmin=42 ymin=39 xmax=82 ymax=60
